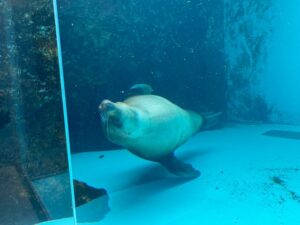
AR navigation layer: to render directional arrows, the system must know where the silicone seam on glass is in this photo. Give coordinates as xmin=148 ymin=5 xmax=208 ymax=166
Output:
xmin=52 ymin=0 xmax=78 ymax=223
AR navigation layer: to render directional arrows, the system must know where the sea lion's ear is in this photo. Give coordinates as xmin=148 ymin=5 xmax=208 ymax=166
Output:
xmin=127 ymin=83 xmax=153 ymax=97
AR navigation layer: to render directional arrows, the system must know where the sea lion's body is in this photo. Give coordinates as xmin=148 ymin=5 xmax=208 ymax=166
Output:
xmin=122 ymin=95 xmax=203 ymax=161
xmin=99 ymin=86 xmax=220 ymax=178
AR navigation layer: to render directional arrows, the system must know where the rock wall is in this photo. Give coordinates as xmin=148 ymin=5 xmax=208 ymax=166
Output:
xmin=0 ymin=0 xmax=69 ymax=178
xmin=225 ymin=0 xmax=300 ymax=125
xmin=225 ymin=0 xmax=274 ymax=123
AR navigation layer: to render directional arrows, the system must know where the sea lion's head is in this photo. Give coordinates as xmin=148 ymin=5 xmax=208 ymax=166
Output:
xmin=99 ymin=100 xmax=140 ymax=145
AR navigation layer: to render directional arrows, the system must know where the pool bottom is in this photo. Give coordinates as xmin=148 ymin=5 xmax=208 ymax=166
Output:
xmin=0 ymin=165 xmax=46 ymax=225
xmin=39 ymin=123 xmax=300 ymax=225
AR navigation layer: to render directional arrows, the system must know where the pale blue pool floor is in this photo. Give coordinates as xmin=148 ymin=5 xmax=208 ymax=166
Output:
xmin=40 ymin=124 xmax=300 ymax=225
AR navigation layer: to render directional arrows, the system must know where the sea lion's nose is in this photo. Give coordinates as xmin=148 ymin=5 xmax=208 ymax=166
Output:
xmin=99 ymin=100 xmax=115 ymax=112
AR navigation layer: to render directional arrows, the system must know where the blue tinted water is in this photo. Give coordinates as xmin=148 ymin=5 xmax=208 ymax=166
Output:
xmin=49 ymin=0 xmax=300 ymax=224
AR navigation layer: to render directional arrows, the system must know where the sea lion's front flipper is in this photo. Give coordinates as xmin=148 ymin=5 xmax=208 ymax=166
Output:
xmin=127 ymin=83 xmax=153 ymax=97
xmin=158 ymin=153 xmax=200 ymax=179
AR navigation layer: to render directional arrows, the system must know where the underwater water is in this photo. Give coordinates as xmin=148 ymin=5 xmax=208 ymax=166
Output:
xmin=53 ymin=0 xmax=300 ymax=224
xmin=1 ymin=0 xmax=300 ymax=224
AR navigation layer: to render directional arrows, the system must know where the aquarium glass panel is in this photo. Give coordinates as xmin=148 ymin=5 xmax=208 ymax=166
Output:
xmin=56 ymin=0 xmax=225 ymax=223
xmin=0 ymin=0 xmax=74 ymax=224
xmin=56 ymin=0 xmax=300 ymax=224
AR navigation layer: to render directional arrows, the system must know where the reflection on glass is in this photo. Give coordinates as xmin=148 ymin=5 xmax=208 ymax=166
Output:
xmin=0 ymin=0 xmax=74 ymax=224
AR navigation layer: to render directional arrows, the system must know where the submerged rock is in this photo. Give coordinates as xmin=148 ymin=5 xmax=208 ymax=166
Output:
xmin=74 ymin=179 xmax=107 ymax=207
xmin=74 ymin=179 xmax=110 ymax=223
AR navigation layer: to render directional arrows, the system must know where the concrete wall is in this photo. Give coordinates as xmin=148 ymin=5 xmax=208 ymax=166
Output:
xmin=225 ymin=0 xmax=300 ymax=125
xmin=257 ymin=0 xmax=300 ymax=124
xmin=225 ymin=0 xmax=275 ymax=123
xmin=225 ymin=0 xmax=300 ymax=124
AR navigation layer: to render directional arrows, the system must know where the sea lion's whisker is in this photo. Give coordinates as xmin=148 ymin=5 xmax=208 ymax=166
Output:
xmin=100 ymin=111 xmax=108 ymax=134
xmin=100 ymin=111 xmax=113 ymax=142
xmin=99 ymin=111 xmax=106 ymax=122
xmin=105 ymin=115 xmax=113 ymax=142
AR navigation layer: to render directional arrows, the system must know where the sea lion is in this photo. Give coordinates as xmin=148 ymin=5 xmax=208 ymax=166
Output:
xmin=99 ymin=84 xmax=221 ymax=178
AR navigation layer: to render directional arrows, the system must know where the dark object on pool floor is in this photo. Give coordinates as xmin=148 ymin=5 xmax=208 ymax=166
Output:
xmin=262 ymin=130 xmax=300 ymax=140
xmin=272 ymin=176 xmax=285 ymax=186
xmin=74 ymin=180 xmax=107 ymax=207
xmin=74 ymin=180 xmax=110 ymax=223
xmin=271 ymin=176 xmax=300 ymax=203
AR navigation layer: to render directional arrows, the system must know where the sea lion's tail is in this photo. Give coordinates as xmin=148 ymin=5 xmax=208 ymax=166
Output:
xmin=201 ymin=112 xmax=222 ymax=131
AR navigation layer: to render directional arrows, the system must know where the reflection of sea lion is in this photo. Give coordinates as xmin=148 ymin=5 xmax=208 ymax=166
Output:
xmin=99 ymin=84 xmax=221 ymax=179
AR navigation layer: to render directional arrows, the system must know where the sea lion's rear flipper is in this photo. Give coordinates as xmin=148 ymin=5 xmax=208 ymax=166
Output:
xmin=127 ymin=83 xmax=153 ymax=97
xmin=158 ymin=153 xmax=200 ymax=179
xmin=201 ymin=112 xmax=222 ymax=130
